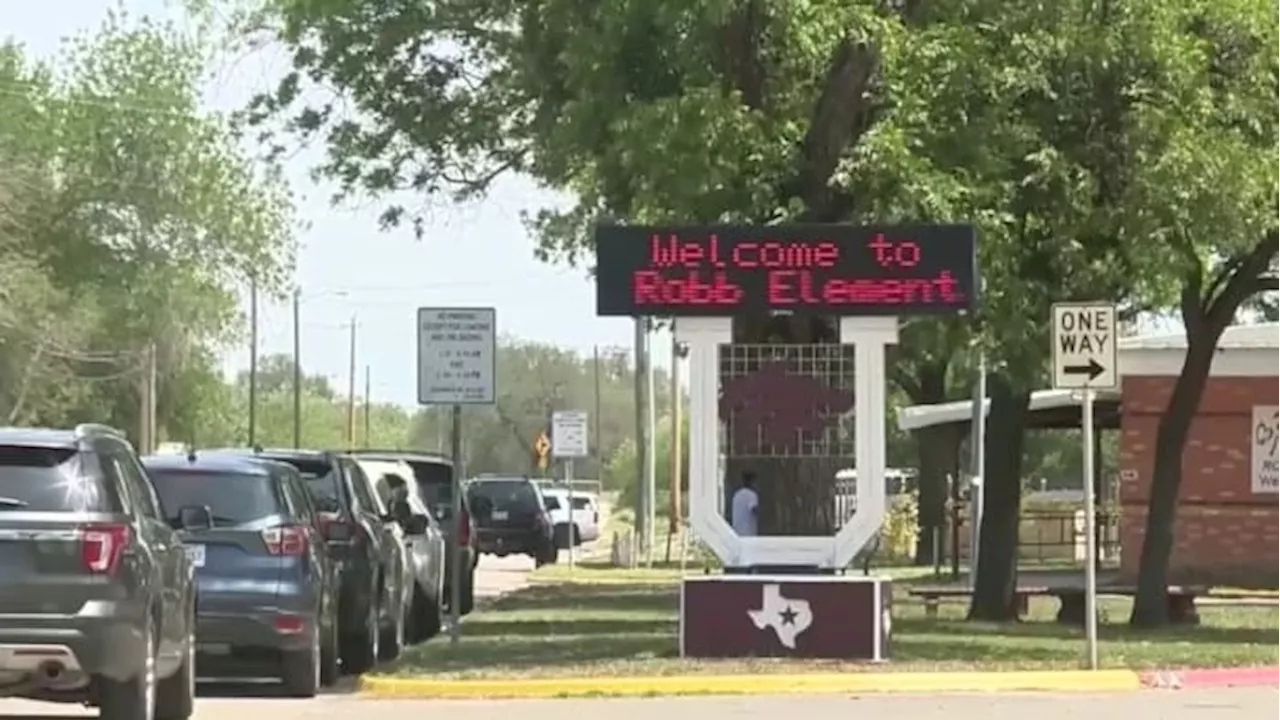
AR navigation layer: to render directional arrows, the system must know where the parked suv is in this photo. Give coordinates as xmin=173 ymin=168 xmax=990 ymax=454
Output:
xmin=354 ymin=458 xmax=444 ymax=643
xmin=142 ymin=452 xmax=340 ymax=696
xmin=0 ymin=424 xmax=196 ymax=720
xmin=350 ymin=450 xmax=477 ymax=615
xmin=208 ymin=448 xmax=409 ymax=671
xmin=466 ymin=476 xmax=556 ymax=567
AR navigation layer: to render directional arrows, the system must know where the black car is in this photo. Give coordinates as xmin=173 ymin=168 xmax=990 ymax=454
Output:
xmin=207 ymin=448 xmax=409 ymax=671
xmin=466 ymin=476 xmax=557 ymax=567
xmin=350 ymin=450 xmax=477 ymax=615
xmin=0 ymin=424 xmax=196 ymax=720
xmin=142 ymin=452 xmax=340 ymax=695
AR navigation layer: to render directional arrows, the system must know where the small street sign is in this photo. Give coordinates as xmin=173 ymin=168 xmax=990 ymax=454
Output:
xmin=416 ymin=307 xmax=496 ymax=405
xmin=1051 ymin=302 xmax=1118 ymax=391
xmin=534 ymin=432 xmax=550 ymax=470
xmin=551 ymin=410 xmax=589 ymax=458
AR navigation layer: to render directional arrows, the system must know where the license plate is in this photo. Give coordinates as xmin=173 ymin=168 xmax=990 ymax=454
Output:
xmin=185 ymin=544 xmax=206 ymax=568
xmin=197 ymin=643 xmax=230 ymax=655
xmin=492 ymin=510 xmax=509 ymax=521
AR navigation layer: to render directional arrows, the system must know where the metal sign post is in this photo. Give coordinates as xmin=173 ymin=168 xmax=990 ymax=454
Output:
xmin=417 ymin=307 xmax=496 ymax=647
xmin=551 ymin=410 xmax=589 ymax=571
xmin=1051 ymin=302 xmax=1117 ymax=671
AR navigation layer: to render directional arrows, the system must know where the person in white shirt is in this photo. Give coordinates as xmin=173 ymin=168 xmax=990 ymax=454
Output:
xmin=730 ymin=471 xmax=759 ymax=536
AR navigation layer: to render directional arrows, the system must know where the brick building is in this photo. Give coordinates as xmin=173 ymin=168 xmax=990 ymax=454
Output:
xmin=1116 ymin=323 xmax=1279 ymax=589
xmin=894 ymin=323 xmax=1275 ymax=587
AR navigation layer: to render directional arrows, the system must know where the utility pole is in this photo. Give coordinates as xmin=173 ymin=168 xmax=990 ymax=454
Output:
xmin=669 ymin=337 xmax=683 ymax=534
xmin=363 ymin=365 xmax=372 ymax=448
xmin=644 ymin=323 xmax=656 ymax=565
xmin=147 ymin=343 xmax=157 ymax=453
xmin=346 ymin=316 xmax=357 ymax=449
xmin=292 ymin=289 xmax=302 ymax=448
xmin=138 ymin=343 xmax=157 ymax=455
xmin=969 ymin=344 xmax=988 ymax=591
xmin=632 ymin=318 xmax=649 ymax=557
xmin=248 ymin=277 xmax=259 ymax=447
xmin=593 ymin=345 xmax=602 ymax=484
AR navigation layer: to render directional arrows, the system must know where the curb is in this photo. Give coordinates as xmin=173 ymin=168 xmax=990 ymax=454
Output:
xmin=1139 ymin=666 xmax=1279 ymax=690
xmin=358 ymin=669 xmax=1142 ymax=699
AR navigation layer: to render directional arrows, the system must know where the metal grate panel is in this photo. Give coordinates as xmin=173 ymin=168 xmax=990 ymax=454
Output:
xmin=718 ymin=343 xmax=857 ymax=459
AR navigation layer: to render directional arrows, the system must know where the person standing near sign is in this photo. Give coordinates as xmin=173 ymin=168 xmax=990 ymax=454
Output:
xmin=730 ymin=471 xmax=760 ymax=537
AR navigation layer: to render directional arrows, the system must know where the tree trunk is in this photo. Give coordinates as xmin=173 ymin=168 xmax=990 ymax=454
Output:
xmin=967 ymin=377 xmax=1031 ymax=622
xmin=913 ymin=423 xmax=960 ymax=565
xmin=1129 ymin=334 xmax=1218 ymax=627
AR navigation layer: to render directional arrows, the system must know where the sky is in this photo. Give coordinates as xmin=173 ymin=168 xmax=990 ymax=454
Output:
xmin=4 ymin=0 xmax=674 ymax=408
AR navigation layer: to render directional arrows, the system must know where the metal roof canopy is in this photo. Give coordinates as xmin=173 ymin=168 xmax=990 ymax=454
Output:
xmin=897 ymin=388 xmax=1122 ymax=433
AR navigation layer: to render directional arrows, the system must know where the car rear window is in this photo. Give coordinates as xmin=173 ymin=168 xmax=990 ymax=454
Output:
xmin=0 ymin=445 xmax=119 ymax=512
xmin=264 ymin=457 xmax=342 ymax=513
xmin=468 ymin=479 xmax=539 ymax=511
xmin=404 ymin=459 xmax=453 ymax=511
xmin=147 ymin=470 xmax=284 ymax=526
xmin=571 ymin=497 xmax=592 ymax=510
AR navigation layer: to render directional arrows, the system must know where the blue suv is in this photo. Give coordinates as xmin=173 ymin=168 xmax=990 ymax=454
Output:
xmin=141 ymin=452 xmax=339 ymax=696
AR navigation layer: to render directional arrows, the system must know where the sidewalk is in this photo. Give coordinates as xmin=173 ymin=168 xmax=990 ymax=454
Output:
xmin=359 ymin=666 xmax=1278 ymax=699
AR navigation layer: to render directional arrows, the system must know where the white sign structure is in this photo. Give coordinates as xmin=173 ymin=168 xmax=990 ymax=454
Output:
xmin=416 ymin=307 xmax=496 ymax=405
xmin=1251 ymin=406 xmax=1278 ymax=494
xmin=551 ymin=411 xmax=589 ymax=458
xmin=1052 ymin=303 xmax=1118 ymax=390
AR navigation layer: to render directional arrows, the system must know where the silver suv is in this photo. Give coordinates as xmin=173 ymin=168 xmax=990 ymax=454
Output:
xmin=0 ymin=424 xmax=197 ymax=719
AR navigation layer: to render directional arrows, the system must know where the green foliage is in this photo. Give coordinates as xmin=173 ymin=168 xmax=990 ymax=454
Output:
xmin=0 ymin=7 xmax=295 ymax=440
xmin=880 ymin=494 xmax=920 ymax=562
xmin=406 ymin=340 xmax=656 ymax=478
xmin=609 ymin=413 xmax=689 ymax=515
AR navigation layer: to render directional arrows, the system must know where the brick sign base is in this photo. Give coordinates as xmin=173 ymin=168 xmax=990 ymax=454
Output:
xmin=679 ymin=575 xmax=892 ymax=660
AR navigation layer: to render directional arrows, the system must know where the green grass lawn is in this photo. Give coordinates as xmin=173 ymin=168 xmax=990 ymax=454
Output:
xmin=385 ymin=568 xmax=1279 ymax=680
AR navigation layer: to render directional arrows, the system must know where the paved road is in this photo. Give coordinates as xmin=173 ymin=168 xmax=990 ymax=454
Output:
xmin=0 ymin=553 xmax=538 ymax=718
xmin=1 ymin=687 xmax=1274 ymax=719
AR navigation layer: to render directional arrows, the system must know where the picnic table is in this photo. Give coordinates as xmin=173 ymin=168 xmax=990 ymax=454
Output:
xmin=907 ymin=584 xmax=1208 ymax=625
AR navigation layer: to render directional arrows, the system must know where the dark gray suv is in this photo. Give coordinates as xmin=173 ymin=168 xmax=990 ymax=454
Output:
xmin=0 ymin=425 xmax=197 ymax=719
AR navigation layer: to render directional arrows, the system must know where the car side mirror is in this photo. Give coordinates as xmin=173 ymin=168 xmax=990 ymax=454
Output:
xmin=178 ymin=505 xmax=213 ymax=531
xmin=387 ymin=498 xmax=414 ymax=526
xmin=403 ymin=514 xmax=429 ymax=536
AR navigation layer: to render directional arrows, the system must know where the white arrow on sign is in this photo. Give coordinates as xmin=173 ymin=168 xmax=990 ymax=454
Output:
xmin=1051 ymin=302 xmax=1118 ymax=391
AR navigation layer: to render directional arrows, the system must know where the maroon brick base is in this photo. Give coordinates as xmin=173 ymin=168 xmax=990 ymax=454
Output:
xmin=680 ymin=575 xmax=892 ymax=660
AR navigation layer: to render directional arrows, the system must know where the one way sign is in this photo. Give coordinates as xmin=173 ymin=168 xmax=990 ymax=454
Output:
xmin=1052 ymin=302 xmax=1118 ymax=391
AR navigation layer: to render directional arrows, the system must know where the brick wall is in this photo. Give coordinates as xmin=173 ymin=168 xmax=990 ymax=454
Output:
xmin=1117 ymin=375 xmax=1279 ymax=588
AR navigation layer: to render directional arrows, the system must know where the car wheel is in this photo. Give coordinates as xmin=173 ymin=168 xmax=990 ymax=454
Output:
xmin=99 ymin=619 xmax=157 ymax=720
xmin=341 ymin=598 xmax=379 ymax=675
xmin=459 ymin=569 xmax=475 ymax=616
xmin=407 ymin=586 xmax=440 ymax=643
xmin=378 ymin=600 xmax=404 ymax=661
xmin=155 ymin=609 xmax=195 ymax=720
xmin=280 ymin=621 xmax=321 ymax=698
xmin=319 ymin=614 xmax=340 ymax=687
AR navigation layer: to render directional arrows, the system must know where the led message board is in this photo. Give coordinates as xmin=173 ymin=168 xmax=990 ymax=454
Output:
xmin=594 ymin=224 xmax=977 ymax=316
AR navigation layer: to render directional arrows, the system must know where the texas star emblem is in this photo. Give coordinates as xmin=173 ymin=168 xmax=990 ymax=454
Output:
xmin=747 ymin=584 xmax=814 ymax=649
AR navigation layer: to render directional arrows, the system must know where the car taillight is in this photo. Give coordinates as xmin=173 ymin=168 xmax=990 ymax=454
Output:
xmin=80 ymin=523 xmax=131 ymax=574
xmin=272 ymin=612 xmax=306 ymax=634
xmin=457 ymin=507 xmax=471 ymax=547
xmin=262 ymin=525 xmax=308 ymax=556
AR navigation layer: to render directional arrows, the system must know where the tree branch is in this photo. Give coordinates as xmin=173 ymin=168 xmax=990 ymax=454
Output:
xmin=1205 ymin=230 xmax=1280 ymax=327
xmin=722 ymin=0 xmax=768 ymax=111
xmin=795 ymin=36 xmax=879 ymax=219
